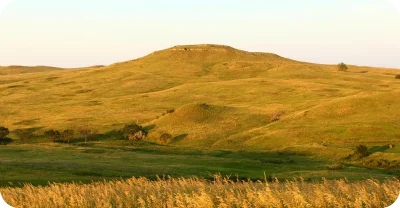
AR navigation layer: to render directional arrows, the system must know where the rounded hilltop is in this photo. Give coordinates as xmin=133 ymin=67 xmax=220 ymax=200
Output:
xmin=170 ymin=44 xmax=239 ymax=52
xmin=163 ymin=44 xmax=271 ymax=55
xmin=142 ymin=44 xmax=288 ymax=63
xmin=150 ymin=44 xmax=245 ymax=56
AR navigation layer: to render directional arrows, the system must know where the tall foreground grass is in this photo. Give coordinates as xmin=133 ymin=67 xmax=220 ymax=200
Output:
xmin=1 ymin=176 xmax=399 ymax=208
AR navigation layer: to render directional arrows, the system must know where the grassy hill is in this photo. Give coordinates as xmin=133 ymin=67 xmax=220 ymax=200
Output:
xmin=1 ymin=44 xmax=400 ymax=163
xmin=0 ymin=65 xmax=62 ymax=75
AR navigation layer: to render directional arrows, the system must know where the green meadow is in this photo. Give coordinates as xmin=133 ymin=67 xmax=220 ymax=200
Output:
xmin=0 ymin=141 xmax=398 ymax=187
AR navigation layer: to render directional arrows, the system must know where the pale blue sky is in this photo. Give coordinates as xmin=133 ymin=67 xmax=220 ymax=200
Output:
xmin=0 ymin=0 xmax=399 ymax=68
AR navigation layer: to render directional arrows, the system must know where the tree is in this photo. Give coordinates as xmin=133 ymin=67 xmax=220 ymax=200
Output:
xmin=89 ymin=130 xmax=98 ymax=141
xmin=61 ymin=129 xmax=74 ymax=143
xmin=44 ymin=129 xmax=61 ymax=143
xmin=347 ymin=144 xmax=369 ymax=160
xmin=0 ymin=126 xmax=10 ymax=139
xmin=355 ymin=144 xmax=369 ymax=158
xmin=127 ymin=131 xmax=145 ymax=143
xmin=122 ymin=124 xmax=142 ymax=137
xmin=79 ymin=125 xmax=92 ymax=143
xmin=337 ymin=62 xmax=348 ymax=71
xmin=160 ymin=133 xmax=172 ymax=144
xmin=122 ymin=124 xmax=146 ymax=143
xmin=18 ymin=129 xmax=33 ymax=141
xmin=0 ymin=126 xmax=12 ymax=145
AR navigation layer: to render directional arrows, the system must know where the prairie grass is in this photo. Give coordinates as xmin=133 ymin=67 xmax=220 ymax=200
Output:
xmin=1 ymin=176 xmax=399 ymax=208
xmin=1 ymin=45 xmax=400 ymax=159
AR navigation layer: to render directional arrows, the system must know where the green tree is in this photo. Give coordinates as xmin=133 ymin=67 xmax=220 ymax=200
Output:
xmin=44 ymin=129 xmax=61 ymax=143
xmin=122 ymin=124 xmax=146 ymax=143
xmin=347 ymin=144 xmax=369 ymax=160
xmin=19 ymin=129 xmax=33 ymax=141
xmin=0 ymin=126 xmax=10 ymax=139
xmin=79 ymin=125 xmax=92 ymax=143
xmin=355 ymin=144 xmax=369 ymax=158
xmin=0 ymin=126 xmax=12 ymax=145
xmin=337 ymin=62 xmax=348 ymax=71
xmin=127 ymin=131 xmax=145 ymax=143
xmin=160 ymin=133 xmax=172 ymax=144
xmin=61 ymin=129 xmax=74 ymax=144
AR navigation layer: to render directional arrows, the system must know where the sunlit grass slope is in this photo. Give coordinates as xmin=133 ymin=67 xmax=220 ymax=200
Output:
xmin=1 ymin=44 xmax=400 ymax=159
xmin=0 ymin=65 xmax=62 ymax=75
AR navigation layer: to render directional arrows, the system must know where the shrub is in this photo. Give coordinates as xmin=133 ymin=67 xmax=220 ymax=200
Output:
xmin=79 ymin=125 xmax=94 ymax=143
xmin=337 ymin=62 xmax=348 ymax=71
xmin=0 ymin=137 xmax=12 ymax=145
xmin=270 ymin=111 xmax=285 ymax=122
xmin=44 ymin=129 xmax=61 ymax=143
xmin=395 ymin=74 xmax=400 ymax=79
xmin=127 ymin=131 xmax=145 ymax=143
xmin=61 ymin=129 xmax=74 ymax=143
xmin=160 ymin=109 xmax=175 ymax=117
xmin=160 ymin=133 xmax=172 ymax=144
xmin=18 ymin=129 xmax=34 ymax=141
xmin=355 ymin=144 xmax=369 ymax=158
xmin=0 ymin=126 xmax=12 ymax=145
xmin=200 ymin=103 xmax=211 ymax=109
xmin=0 ymin=126 xmax=10 ymax=139
xmin=166 ymin=109 xmax=175 ymax=114
xmin=122 ymin=124 xmax=146 ymax=143
xmin=347 ymin=144 xmax=369 ymax=160
xmin=122 ymin=124 xmax=142 ymax=136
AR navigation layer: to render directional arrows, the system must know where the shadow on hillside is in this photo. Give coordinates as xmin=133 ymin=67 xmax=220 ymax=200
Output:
xmin=369 ymin=145 xmax=390 ymax=154
xmin=171 ymin=134 xmax=188 ymax=143
xmin=11 ymin=126 xmax=44 ymax=134
xmin=143 ymin=124 xmax=156 ymax=132
xmin=65 ymin=129 xmax=123 ymax=145
xmin=12 ymin=118 xmax=41 ymax=126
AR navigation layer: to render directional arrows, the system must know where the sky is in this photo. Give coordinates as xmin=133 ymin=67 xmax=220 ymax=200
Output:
xmin=0 ymin=0 xmax=399 ymax=68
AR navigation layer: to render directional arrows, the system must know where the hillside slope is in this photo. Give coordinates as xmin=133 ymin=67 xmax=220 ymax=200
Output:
xmin=1 ymin=44 xmax=399 ymax=158
xmin=0 ymin=65 xmax=62 ymax=75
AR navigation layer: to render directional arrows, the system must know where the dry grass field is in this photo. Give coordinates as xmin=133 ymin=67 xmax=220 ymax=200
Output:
xmin=1 ymin=176 xmax=399 ymax=208
xmin=1 ymin=44 xmax=400 ymax=163
xmin=0 ymin=66 xmax=62 ymax=75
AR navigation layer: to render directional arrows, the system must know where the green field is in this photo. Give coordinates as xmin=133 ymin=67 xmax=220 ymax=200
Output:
xmin=1 ymin=44 xmax=400 ymax=186
xmin=1 ymin=140 xmax=398 ymax=187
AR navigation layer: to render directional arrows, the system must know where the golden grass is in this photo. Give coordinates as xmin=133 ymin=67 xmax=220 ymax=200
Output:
xmin=1 ymin=44 xmax=400 ymax=159
xmin=1 ymin=176 xmax=399 ymax=208
xmin=0 ymin=66 xmax=61 ymax=75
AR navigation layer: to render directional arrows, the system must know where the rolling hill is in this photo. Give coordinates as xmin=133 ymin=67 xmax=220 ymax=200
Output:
xmin=1 ymin=44 xmax=400 ymax=160
xmin=0 ymin=65 xmax=62 ymax=75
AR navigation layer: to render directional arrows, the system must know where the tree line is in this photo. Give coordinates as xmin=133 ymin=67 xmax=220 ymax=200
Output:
xmin=0 ymin=123 xmax=147 ymax=145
